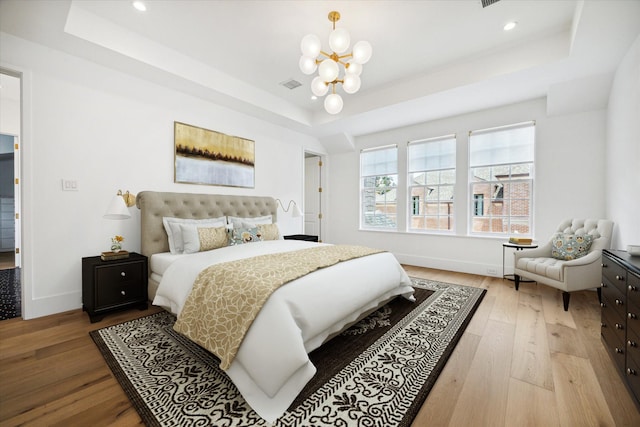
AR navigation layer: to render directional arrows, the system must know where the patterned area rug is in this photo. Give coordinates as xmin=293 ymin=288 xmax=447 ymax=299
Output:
xmin=91 ymin=278 xmax=485 ymax=426
xmin=0 ymin=268 xmax=20 ymax=320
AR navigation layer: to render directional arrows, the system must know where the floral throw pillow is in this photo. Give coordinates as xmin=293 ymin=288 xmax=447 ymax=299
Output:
xmin=229 ymin=227 xmax=263 ymax=245
xmin=551 ymin=233 xmax=594 ymax=260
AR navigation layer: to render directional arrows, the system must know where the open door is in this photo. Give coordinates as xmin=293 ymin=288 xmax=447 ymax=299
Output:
xmin=304 ymin=154 xmax=322 ymax=241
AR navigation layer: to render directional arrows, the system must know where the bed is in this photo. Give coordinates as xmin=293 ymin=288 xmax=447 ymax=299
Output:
xmin=136 ymin=190 xmax=414 ymax=422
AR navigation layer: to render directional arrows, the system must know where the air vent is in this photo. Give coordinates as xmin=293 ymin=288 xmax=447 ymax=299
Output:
xmin=280 ymin=79 xmax=302 ymax=90
xmin=481 ymin=0 xmax=500 ymax=7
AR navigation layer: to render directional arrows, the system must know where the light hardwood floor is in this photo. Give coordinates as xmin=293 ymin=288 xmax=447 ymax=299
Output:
xmin=1 ymin=266 xmax=639 ymax=426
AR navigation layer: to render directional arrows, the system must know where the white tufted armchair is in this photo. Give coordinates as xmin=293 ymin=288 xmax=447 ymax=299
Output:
xmin=514 ymin=219 xmax=614 ymax=311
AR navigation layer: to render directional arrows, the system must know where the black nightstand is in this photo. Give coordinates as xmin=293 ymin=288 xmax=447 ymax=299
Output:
xmin=82 ymin=252 xmax=148 ymax=323
xmin=284 ymin=234 xmax=319 ymax=242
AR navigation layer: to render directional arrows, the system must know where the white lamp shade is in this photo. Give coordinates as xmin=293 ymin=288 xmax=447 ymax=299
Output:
xmin=324 ymin=93 xmax=343 ymax=114
xmin=292 ymin=204 xmax=303 ymax=218
xmin=342 ymin=74 xmax=361 ymax=94
xmin=345 ymin=62 xmax=362 ymax=76
xmin=352 ymin=40 xmax=372 ymax=64
xmin=299 ymin=55 xmax=317 ymax=75
xmin=300 ymin=34 xmax=321 ymax=58
xmin=311 ymin=76 xmax=329 ymax=96
xmin=104 ymin=195 xmax=131 ymax=219
xmin=318 ymin=59 xmax=339 ymax=82
xmin=329 ymin=28 xmax=350 ymax=54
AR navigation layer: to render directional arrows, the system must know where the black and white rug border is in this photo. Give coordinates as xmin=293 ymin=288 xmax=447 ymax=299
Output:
xmin=91 ymin=278 xmax=485 ymax=427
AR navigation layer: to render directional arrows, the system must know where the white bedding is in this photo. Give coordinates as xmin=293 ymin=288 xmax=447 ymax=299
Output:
xmin=153 ymin=240 xmax=414 ymax=423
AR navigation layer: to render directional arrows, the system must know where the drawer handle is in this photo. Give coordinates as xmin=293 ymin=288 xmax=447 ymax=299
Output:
xmin=627 ymin=368 xmax=637 ymax=376
xmin=121 ymin=272 xmax=126 ymax=277
xmin=628 ymin=340 xmax=637 ymax=348
xmin=616 ymin=275 xmax=624 ymax=281
xmin=601 ymin=282 xmax=607 ymax=288
xmin=601 ymin=322 xmax=607 ymax=327
xmin=602 ymin=263 xmax=607 ymax=268
xmin=615 ymin=323 xmax=624 ymax=330
xmin=121 ymin=290 xmax=126 ymax=296
xmin=615 ymin=299 xmax=624 ymax=306
xmin=601 ymin=302 xmax=607 ymax=308
xmin=616 ymin=347 xmax=624 ymax=354
xmin=629 ymin=285 xmax=638 ymax=292
xmin=629 ymin=313 xmax=638 ymax=320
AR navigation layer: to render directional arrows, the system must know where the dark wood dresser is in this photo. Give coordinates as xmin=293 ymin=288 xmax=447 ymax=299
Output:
xmin=601 ymin=249 xmax=640 ymax=406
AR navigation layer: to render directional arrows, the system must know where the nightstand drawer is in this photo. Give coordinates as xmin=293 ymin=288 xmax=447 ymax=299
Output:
xmin=96 ymin=274 xmax=145 ymax=307
xmin=96 ymin=262 xmax=143 ymax=286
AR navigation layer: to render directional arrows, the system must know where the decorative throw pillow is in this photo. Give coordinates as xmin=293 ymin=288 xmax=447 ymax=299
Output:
xmin=197 ymin=226 xmax=229 ymax=252
xmin=181 ymin=225 xmax=227 ymax=254
xmin=551 ymin=233 xmax=594 ymax=260
xmin=257 ymin=223 xmax=280 ymax=241
xmin=229 ymin=227 xmax=263 ymax=245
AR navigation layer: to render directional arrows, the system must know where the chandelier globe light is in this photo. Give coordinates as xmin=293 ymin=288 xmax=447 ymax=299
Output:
xmin=299 ymin=10 xmax=372 ymax=115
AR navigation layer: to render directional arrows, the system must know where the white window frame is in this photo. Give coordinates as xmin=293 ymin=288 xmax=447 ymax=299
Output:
xmin=407 ymin=135 xmax=456 ymax=234
xmin=468 ymin=121 xmax=535 ymax=237
xmin=360 ymin=145 xmax=398 ymax=230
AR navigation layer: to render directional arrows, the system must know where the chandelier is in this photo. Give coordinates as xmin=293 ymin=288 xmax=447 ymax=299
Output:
xmin=298 ymin=11 xmax=372 ymax=115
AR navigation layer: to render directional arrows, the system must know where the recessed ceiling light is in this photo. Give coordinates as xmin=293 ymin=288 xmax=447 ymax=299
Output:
xmin=311 ymin=95 xmax=317 ymax=101
xmin=503 ymin=21 xmax=517 ymax=31
xmin=132 ymin=1 xmax=147 ymax=12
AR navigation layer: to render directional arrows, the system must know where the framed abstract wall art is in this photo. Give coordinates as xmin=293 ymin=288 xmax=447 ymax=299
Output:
xmin=174 ymin=122 xmax=255 ymax=188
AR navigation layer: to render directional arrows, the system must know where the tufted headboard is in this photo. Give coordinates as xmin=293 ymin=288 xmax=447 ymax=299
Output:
xmin=136 ymin=191 xmax=278 ymax=259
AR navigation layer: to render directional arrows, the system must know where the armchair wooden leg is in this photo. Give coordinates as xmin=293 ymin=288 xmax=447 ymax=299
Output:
xmin=514 ymin=274 xmax=520 ymax=291
xmin=562 ymin=292 xmax=570 ymax=311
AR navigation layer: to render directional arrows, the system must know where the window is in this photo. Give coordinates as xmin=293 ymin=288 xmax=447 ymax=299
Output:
xmin=407 ymin=135 xmax=456 ymax=232
xmin=360 ymin=145 xmax=398 ymax=229
xmin=469 ymin=122 xmax=535 ymax=235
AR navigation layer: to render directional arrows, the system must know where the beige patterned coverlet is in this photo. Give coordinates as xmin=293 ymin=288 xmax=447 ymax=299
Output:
xmin=173 ymin=245 xmax=384 ymax=370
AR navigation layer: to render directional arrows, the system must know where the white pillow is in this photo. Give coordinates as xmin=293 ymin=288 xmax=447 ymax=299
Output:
xmin=162 ymin=216 xmax=226 ymax=253
xmin=227 ymin=215 xmax=272 ymax=229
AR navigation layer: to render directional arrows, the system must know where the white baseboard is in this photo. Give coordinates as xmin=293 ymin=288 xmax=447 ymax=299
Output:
xmin=394 ymin=252 xmax=503 ymax=278
xmin=23 ymin=291 xmax=82 ymax=320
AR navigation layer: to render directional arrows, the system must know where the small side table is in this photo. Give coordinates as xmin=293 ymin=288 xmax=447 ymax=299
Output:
xmin=82 ymin=252 xmax=148 ymax=322
xmin=502 ymin=242 xmax=538 ymax=281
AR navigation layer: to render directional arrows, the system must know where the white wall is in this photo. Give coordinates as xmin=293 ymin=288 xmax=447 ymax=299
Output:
xmin=606 ymin=34 xmax=640 ymax=249
xmin=0 ymin=33 xmax=325 ymax=319
xmin=326 ymin=98 xmax=607 ymax=277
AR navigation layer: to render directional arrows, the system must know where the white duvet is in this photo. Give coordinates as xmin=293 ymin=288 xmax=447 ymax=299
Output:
xmin=153 ymin=240 xmax=414 ymax=423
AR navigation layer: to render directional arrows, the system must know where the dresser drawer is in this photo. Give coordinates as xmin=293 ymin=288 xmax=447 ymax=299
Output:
xmin=627 ymin=270 xmax=640 ymax=307
xmin=602 ymin=285 xmax=627 ymax=325
xmin=602 ymin=302 xmax=627 ymax=372
xmin=626 ymin=351 xmax=640 ymax=404
xmin=627 ymin=316 xmax=640 ymax=369
xmin=627 ymin=299 xmax=640 ymax=340
xmin=602 ymin=255 xmax=627 ymax=294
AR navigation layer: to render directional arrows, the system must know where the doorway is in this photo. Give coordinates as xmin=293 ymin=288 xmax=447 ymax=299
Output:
xmin=304 ymin=152 xmax=323 ymax=241
xmin=0 ymin=70 xmax=22 ymax=320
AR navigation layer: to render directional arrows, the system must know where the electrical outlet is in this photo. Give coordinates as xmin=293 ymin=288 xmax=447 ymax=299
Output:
xmin=487 ymin=267 xmax=498 ymax=275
